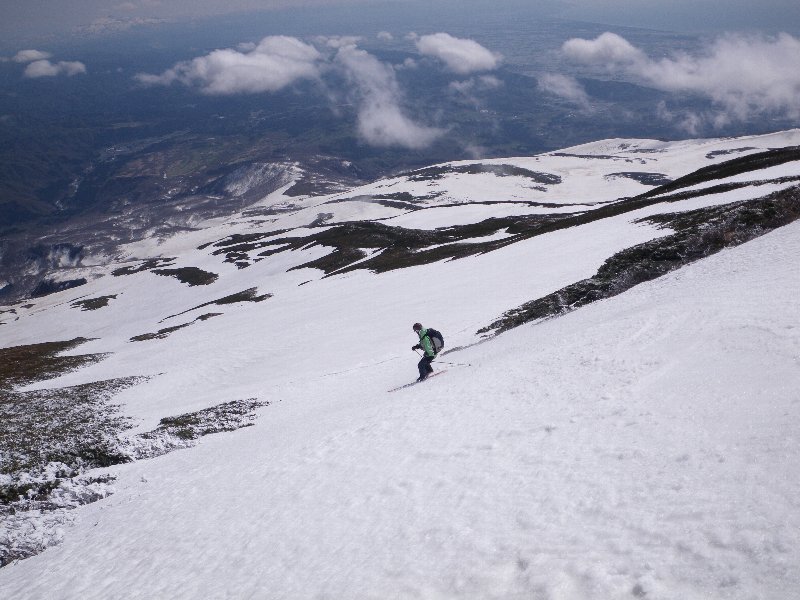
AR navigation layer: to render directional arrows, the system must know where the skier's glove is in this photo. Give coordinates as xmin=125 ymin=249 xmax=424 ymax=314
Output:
xmin=412 ymin=344 xmax=420 ymax=350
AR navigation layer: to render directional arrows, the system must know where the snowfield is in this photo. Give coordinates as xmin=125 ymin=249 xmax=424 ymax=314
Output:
xmin=1 ymin=131 xmax=799 ymax=599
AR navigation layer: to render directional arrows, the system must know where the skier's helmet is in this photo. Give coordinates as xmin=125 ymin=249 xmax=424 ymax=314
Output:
xmin=413 ymin=322 xmax=422 ymax=332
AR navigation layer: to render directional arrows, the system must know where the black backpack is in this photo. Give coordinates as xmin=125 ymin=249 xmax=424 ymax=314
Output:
xmin=426 ymin=328 xmax=444 ymax=355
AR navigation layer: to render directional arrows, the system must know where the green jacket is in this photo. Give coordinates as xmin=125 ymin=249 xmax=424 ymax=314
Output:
xmin=416 ymin=328 xmax=435 ymax=358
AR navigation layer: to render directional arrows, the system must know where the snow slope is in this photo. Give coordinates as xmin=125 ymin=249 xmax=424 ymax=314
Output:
xmin=2 ymin=210 xmax=799 ymax=600
xmin=1 ymin=131 xmax=800 ymax=599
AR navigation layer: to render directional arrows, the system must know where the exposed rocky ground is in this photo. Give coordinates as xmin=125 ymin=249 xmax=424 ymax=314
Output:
xmin=0 ymin=339 xmax=266 ymax=567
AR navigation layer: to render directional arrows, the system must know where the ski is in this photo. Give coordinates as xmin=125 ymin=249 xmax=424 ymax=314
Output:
xmin=388 ymin=370 xmax=447 ymax=392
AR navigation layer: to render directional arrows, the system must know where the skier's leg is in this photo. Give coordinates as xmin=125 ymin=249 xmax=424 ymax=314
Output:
xmin=418 ymin=356 xmax=434 ymax=380
xmin=417 ymin=356 xmax=431 ymax=381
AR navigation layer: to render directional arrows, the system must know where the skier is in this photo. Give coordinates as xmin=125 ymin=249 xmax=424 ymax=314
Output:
xmin=411 ymin=322 xmax=437 ymax=381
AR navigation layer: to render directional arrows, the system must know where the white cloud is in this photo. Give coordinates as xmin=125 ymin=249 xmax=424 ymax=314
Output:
xmin=135 ymin=36 xmax=322 ymax=94
xmin=13 ymin=48 xmax=86 ymax=78
xmin=449 ymin=75 xmax=502 ymax=95
xmin=76 ymin=16 xmax=165 ymax=35
xmin=538 ymin=73 xmax=591 ymax=109
xmin=562 ymin=32 xmax=644 ymax=66
xmin=463 ymin=144 xmax=489 ymax=159
xmin=415 ymin=33 xmax=501 ymax=74
xmin=335 ymin=44 xmax=443 ymax=149
xmin=448 ymin=75 xmax=503 ymax=110
xmin=315 ymin=35 xmax=363 ymax=49
xmin=396 ymin=58 xmax=418 ymax=70
xmin=377 ymin=31 xmax=393 ymax=42
xmin=135 ymin=35 xmax=444 ymax=148
xmin=24 ymin=59 xmax=87 ymax=78
xmin=13 ymin=49 xmax=52 ymax=63
xmin=563 ymin=32 xmax=800 ymax=122
xmin=656 ymin=101 xmax=705 ymax=135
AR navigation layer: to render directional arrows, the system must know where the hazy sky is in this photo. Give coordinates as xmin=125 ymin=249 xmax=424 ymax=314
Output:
xmin=4 ymin=0 xmax=800 ymax=43
xmin=3 ymin=0 xmax=800 ymax=150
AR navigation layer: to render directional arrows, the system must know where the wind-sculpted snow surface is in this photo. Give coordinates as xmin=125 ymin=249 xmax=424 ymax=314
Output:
xmin=0 ymin=131 xmax=799 ymax=598
xmin=480 ymin=186 xmax=800 ymax=333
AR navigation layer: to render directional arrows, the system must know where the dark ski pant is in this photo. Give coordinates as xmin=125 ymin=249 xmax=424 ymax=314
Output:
xmin=418 ymin=355 xmax=434 ymax=380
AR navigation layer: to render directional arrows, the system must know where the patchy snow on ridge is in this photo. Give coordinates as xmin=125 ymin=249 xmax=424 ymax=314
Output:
xmin=214 ymin=128 xmax=800 ymax=234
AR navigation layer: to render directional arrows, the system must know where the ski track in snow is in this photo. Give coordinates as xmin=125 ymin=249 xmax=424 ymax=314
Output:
xmin=1 ymin=132 xmax=800 ymax=599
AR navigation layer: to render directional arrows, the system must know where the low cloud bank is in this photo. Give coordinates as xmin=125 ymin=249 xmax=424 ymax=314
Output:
xmin=563 ymin=31 xmax=800 ymax=122
xmin=415 ymin=33 xmax=501 ymax=74
xmin=12 ymin=48 xmax=87 ymax=78
xmin=335 ymin=44 xmax=443 ymax=149
xmin=13 ymin=49 xmax=52 ymax=63
xmin=79 ymin=16 xmax=165 ymax=35
xmin=562 ymin=32 xmax=644 ymax=66
xmin=135 ymin=36 xmax=323 ymax=94
xmin=136 ymin=35 xmax=446 ymax=149
xmin=449 ymin=75 xmax=502 ymax=95
xmin=537 ymin=73 xmax=591 ymax=110
xmin=24 ymin=59 xmax=86 ymax=78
